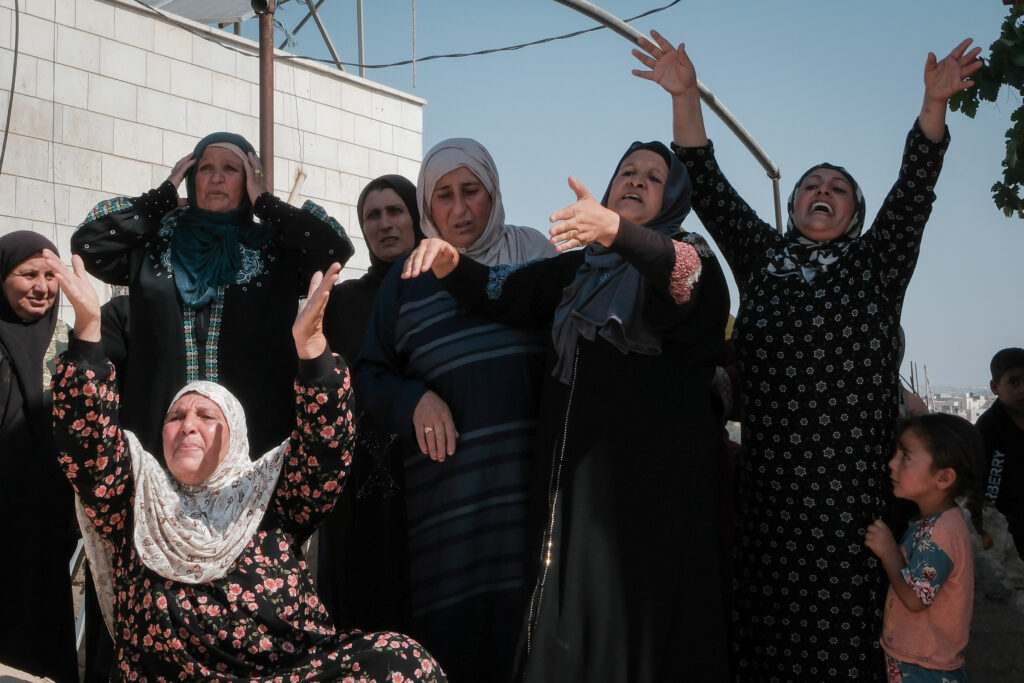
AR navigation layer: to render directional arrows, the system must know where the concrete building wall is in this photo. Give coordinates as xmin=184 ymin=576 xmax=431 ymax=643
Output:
xmin=0 ymin=0 xmax=424 ymax=320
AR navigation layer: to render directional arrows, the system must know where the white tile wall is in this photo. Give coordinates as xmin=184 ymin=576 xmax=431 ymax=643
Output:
xmin=0 ymin=0 xmax=424 ymax=288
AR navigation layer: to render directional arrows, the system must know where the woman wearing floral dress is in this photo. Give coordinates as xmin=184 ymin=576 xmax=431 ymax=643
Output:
xmin=48 ymin=251 xmax=445 ymax=683
xmin=631 ymin=29 xmax=981 ymax=680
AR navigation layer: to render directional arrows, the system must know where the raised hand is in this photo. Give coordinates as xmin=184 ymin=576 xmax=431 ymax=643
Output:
xmin=631 ymin=29 xmax=698 ymax=98
xmin=923 ymin=37 xmax=983 ymax=105
xmin=919 ymin=37 xmax=983 ymax=141
xmin=293 ymin=262 xmax=342 ymax=360
xmin=167 ymin=154 xmax=195 ymax=206
xmin=243 ymin=151 xmax=268 ymax=204
xmin=413 ymin=390 xmax=459 ymax=461
xmin=401 ymin=238 xmax=461 ymax=280
xmin=548 ymin=176 xmax=620 ymax=252
xmin=43 ymin=250 xmax=101 ymax=342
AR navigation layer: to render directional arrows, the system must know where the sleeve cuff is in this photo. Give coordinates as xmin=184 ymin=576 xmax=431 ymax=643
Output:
xmin=297 ymin=348 xmax=337 ymax=382
xmin=66 ymin=337 xmax=107 ymax=364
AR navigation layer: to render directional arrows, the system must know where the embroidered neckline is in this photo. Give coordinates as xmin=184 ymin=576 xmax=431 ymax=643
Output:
xmin=183 ymin=287 xmax=225 ymax=383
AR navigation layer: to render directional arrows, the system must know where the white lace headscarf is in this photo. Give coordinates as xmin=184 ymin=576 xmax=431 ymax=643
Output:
xmin=77 ymin=381 xmax=287 ymax=634
xmin=416 ymin=138 xmax=554 ymax=266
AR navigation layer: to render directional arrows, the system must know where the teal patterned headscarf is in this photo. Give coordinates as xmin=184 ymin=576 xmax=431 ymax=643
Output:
xmin=171 ymin=132 xmax=275 ymax=307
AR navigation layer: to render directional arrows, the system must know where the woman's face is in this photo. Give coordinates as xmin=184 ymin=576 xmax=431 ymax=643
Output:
xmin=194 ymin=146 xmax=246 ymax=213
xmin=429 ymin=166 xmax=493 ymax=249
xmin=3 ymin=252 xmax=58 ymax=321
xmin=606 ymin=149 xmax=669 ymax=226
xmin=162 ymin=393 xmax=231 ymax=486
xmin=362 ymin=187 xmax=417 ymax=263
xmin=791 ymin=168 xmax=856 ymax=242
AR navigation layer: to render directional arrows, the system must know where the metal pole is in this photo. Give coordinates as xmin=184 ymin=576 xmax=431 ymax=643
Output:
xmin=259 ymin=0 xmax=276 ymax=190
xmin=305 ymin=0 xmax=345 ymax=71
xmin=553 ymin=0 xmax=784 ymax=231
xmin=279 ymin=0 xmax=327 ymax=50
xmin=357 ymin=0 xmax=365 ymax=78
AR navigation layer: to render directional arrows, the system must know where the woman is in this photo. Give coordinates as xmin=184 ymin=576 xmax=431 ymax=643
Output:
xmin=631 ymin=30 xmax=982 ymax=680
xmin=354 ymin=139 xmax=554 ymax=682
xmin=318 ymin=175 xmax=425 ymax=632
xmin=72 ymin=132 xmax=354 ymax=457
xmin=48 ymin=250 xmax=445 ymax=682
xmin=0 ymin=232 xmax=78 ymax=682
xmin=402 ymin=140 xmax=732 ymax=682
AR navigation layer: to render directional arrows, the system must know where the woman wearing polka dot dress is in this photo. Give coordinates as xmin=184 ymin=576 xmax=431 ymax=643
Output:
xmin=632 ymin=30 xmax=982 ymax=681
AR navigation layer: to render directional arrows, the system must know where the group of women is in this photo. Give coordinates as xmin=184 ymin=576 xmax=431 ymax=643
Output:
xmin=0 ymin=27 xmax=982 ymax=683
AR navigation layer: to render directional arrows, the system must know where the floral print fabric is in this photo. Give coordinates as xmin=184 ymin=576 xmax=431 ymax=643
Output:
xmin=52 ymin=347 xmax=446 ymax=682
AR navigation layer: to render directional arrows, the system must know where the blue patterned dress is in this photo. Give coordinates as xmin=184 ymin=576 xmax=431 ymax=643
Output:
xmin=354 ymin=266 xmax=547 ymax=683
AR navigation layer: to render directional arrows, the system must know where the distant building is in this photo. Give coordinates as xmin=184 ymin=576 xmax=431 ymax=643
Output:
xmin=929 ymin=392 xmax=993 ymax=423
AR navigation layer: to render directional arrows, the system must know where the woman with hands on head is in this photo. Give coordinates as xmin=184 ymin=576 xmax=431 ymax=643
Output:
xmin=72 ymin=132 xmax=354 ymax=459
xmin=353 ymin=139 xmax=554 ymax=683
xmin=46 ymin=250 xmax=447 ymax=682
xmin=632 ymin=29 xmax=982 ymax=681
xmin=404 ymin=138 xmax=732 ymax=682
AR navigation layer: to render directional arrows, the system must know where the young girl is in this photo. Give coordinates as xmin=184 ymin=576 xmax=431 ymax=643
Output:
xmin=865 ymin=414 xmax=986 ymax=682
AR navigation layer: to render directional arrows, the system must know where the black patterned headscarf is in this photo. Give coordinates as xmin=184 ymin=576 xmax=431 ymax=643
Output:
xmin=549 ymin=141 xmax=693 ymax=384
xmin=767 ymin=162 xmax=866 ymax=283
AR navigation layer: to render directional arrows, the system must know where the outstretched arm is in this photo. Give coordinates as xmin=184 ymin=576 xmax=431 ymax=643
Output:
xmin=632 ymin=30 xmax=707 ymax=148
xmin=919 ymin=37 xmax=982 ymax=142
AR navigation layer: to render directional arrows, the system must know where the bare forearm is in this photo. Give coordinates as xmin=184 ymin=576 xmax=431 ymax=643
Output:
xmin=879 ymin=549 xmax=927 ymax=612
xmin=918 ymin=96 xmax=947 ymax=143
xmin=671 ymin=92 xmax=708 ymax=148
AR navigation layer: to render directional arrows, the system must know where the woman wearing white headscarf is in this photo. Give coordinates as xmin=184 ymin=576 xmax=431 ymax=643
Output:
xmin=48 ymin=251 xmax=445 ymax=682
xmin=354 ymin=138 xmax=554 ymax=682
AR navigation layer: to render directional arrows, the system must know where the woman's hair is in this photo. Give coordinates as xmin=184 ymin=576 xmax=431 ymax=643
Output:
xmin=896 ymin=413 xmax=986 ymax=538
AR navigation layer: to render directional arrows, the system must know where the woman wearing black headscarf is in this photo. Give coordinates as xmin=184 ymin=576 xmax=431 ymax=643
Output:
xmin=72 ymin=132 xmax=354 ymax=456
xmin=0 ymin=231 xmax=78 ymax=682
xmin=632 ymin=29 xmax=982 ymax=681
xmin=317 ymin=175 xmax=424 ymax=632
xmin=403 ymin=141 xmax=732 ymax=681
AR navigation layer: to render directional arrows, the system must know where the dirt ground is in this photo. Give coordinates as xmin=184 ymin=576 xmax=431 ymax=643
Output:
xmin=965 ymin=507 xmax=1024 ymax=681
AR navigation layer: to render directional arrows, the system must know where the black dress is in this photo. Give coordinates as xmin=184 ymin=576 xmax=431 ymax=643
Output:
xmin=317 ymin=266 xmax=412 ymax=633
xmin=71 ymin=181 xmax=353 ymax=456
xmin=438 ymin=220 xmax=732 ymax=682
xmin=0 ymin=232 xmax=78 ymax=683
xmin=676 ymin=122 xmax=948 ymax=681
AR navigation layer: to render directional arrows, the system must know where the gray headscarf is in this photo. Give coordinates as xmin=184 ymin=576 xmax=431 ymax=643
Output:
xmin=416 ymin=138 xmax=554 ymax=266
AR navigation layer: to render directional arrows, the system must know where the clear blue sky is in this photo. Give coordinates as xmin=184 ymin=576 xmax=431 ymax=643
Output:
xmin=242 ymin=0 xmax=1019 ymax=389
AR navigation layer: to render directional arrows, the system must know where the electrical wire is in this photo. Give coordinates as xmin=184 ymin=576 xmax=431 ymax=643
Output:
xmin=0 ymin=0 xmax=20 ymax=176
xmin=129 ymin=0 xmax=681 ymax=71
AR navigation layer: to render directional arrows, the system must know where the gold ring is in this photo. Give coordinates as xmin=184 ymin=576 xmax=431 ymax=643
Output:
xmin=254 ymin=169 xmax=262 ymax=175
xmin=423 ymin=426 xmax=434 ymax=434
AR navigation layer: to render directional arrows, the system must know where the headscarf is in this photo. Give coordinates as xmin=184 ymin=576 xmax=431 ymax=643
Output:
xmin=416 ymin=138 xmax=553 ymax=266
xmin=77 ymin=380 xmax=286 ymax=634
xmin=0 ymin=231 xmax=60 ymax=436
xmin=766 ymin=162 xmax=866 ymax=283
xmin=550 ymin=141 xmax=693 ymax=384
xmin=171 ymin=132 xmax=276 ymax=307
xmin=356 ymin=174 xmax=425 ymax=280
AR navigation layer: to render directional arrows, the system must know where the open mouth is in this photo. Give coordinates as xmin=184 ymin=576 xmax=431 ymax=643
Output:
xmin=622 ymin=193 xmax=642 ymax=203
xmin=810 ymin=201 xmax=833 ymax=216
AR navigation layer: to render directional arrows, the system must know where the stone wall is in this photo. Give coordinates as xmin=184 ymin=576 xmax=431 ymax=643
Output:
xmin=0 ymin=0 xmax=424 ymax=320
